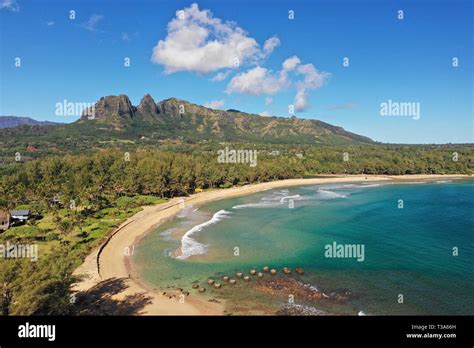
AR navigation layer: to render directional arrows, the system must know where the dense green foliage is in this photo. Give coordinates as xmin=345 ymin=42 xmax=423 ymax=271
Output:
xmin=1 ymin=145 xmax=472 ymax=210
xmin=0 ymin=143 xmax=472 ymax=315
xmin=0 ymin=250 xmax=76 ymax=315
xmin=0 ymin=95 xmax=472 ymax=315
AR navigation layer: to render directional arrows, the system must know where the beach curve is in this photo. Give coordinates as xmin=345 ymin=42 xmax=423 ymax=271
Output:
xmin=72 ymin=174 xmax=469 ymax=315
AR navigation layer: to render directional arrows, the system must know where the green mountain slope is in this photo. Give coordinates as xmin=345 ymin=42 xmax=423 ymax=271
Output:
xmin=74 ymin=94 xmax=373 ymax=145
xmin=0 ymin=94 xmax=374 ymax=159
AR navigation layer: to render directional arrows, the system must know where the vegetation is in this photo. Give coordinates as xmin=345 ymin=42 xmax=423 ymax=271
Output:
xmin=0 ymin=95 xmax=472 ymax=315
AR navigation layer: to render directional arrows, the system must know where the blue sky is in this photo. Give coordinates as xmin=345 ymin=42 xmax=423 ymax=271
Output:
xmin=0 ymin=0 xmax=472 ymax=143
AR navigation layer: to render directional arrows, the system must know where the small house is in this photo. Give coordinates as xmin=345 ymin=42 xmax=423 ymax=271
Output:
xmin=0 ymin=211 xmax=10 ymax=232
xmin=11 ymin=210 xmax=30 ymax=222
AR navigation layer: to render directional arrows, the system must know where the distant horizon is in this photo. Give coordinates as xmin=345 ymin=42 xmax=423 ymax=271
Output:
xmin=1 ymin=0 xmax=472 ymax=143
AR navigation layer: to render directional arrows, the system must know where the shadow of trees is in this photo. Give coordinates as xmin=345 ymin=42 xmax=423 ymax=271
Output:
xmin=74 ymin=277 xmax=152 ymax=315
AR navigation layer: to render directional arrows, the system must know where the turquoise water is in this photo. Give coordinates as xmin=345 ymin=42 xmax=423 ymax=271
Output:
xmin=133 ymin=179 xmax=474 ymax=315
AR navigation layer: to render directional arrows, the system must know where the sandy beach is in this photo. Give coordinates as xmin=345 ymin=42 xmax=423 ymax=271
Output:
xmin=72 ymin=174 xmax=470 ymax=315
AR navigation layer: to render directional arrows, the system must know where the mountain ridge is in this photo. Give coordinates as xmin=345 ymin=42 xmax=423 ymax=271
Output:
xmin=75 ymin=94 xmax=373 ymax=145
xmin=0 ymin=116 xmax=62 ymax=129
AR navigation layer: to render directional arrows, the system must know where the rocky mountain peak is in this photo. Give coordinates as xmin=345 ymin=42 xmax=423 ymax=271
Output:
xmin=82 ymin=95 xmax=135 ymax=121
xmin=138 ymin=94 xmax=158 ymax=114
xmin=75 ymin=93 xmax=373 ymax=144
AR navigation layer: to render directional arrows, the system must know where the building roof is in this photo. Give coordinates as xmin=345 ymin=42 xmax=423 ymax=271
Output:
xmin=11 ymin=210 xmax=30 ymax=216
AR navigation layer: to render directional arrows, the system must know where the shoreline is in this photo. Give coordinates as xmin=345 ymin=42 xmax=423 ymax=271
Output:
xmin=72 ymin=174 xmax=470 ymax=315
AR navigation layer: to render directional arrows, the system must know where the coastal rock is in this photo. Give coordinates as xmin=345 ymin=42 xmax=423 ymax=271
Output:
xmin=276 ymin=304 xmax=328 ymax=316
xmin=331 ymin=289 xmax=352 ymax=302
xmin=254 ymin=278 xmax=328 ymax=303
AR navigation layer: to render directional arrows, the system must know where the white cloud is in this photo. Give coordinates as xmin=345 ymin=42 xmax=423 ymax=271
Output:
xmin=282 ymin=55 xmax=300 ymax=71
xmin=151 ymin=3 xmax=278 ymax=74
xmin=296 ymin=63 xmax=329 ymax=90
xmin=46 ymin=21 xmax=55 ymax=26
xmin=151 ymin=3 xmax=260 ymax=74
xmin=259 ymin=111 xmax=271 ymax=116
xmin=226 ymin=55 xmax=330 ymax=112
xmin=226 ymin=66 xmax=288 ymax=95
xmin=294 ymin=88 xmax=309 ymax=112
xmin=211 ymin=70 xmax=231 ymax=82
xmin=0 ymin=0 xmax=19 ymax=12
xmin=82 ymin=14 xmax=104 ymax=32
xmin=148 ymin=3 xmax=329 ymax=113
xmin=263 ymin=36 xmax=280 ymax=56
xmin=204 ymin=99 xmax=225 ymax=109
xmin=293 ymin=63 xmax=331 ymax=112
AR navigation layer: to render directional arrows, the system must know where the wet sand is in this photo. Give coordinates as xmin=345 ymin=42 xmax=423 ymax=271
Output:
xmin=72 ymin=174 xmax=469 ymax=315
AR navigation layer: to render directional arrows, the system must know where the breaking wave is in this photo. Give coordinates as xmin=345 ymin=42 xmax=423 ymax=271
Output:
xmin=232 ymin=187 xmax=348 ymax=209
xmin=316 ymin=189 xmax=348 ymax=199
xmin=175 ymin=210 xmax=232 ymax=260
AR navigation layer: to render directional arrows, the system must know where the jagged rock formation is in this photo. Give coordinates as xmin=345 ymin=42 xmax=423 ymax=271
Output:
xmin=76 ymin=94 xmax=373 ymax=145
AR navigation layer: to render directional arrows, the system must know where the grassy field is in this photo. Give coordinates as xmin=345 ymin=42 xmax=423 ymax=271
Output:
xmin=1 ymin=195 xmax=166 ymax=254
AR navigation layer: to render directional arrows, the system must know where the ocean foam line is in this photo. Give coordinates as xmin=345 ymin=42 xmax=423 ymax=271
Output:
xmin=234 ymin=194 xmax=312 ymax=209
xmin=316 ymin=189 xmax=348 ymax=199
xmin=318 ymin=183 xmax=382 ymax=190
xmin=318 ymin=184 xmax=357 ymax=190
xmin=356 ymin=183 xmax=381 ymax=188
xmin=280 ymin=194 xmax=301 ymax=203
xmin=175 ymin=209 xmax=232 ymax=260
xmin=232 ymin=202 xmax=282 ymax=209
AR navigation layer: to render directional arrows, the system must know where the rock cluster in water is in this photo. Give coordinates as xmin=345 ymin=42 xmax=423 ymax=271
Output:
xmin=276 ymin=304 xmax=328 ymax=316
xmin=193 ymin=266 xmax=306 ymax=292
xmin=162 ymin=266 xmax=350 ymax=315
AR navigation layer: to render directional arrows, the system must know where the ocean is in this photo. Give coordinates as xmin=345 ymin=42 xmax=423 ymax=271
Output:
xmin=133 ymin=179 xmax=474 ymax=315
